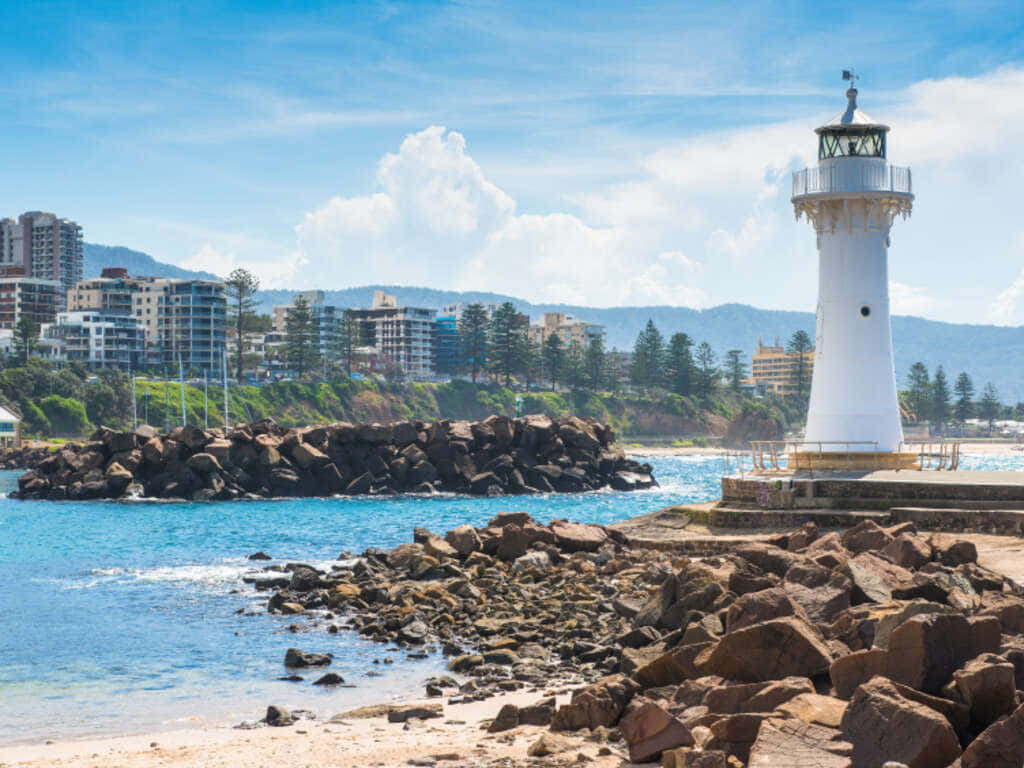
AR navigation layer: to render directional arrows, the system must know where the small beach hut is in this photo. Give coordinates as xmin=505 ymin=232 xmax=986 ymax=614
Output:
xmin=0 ymin=404 xmax=22 ymax=448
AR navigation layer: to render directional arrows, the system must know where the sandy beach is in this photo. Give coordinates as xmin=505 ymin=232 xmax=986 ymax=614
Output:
xmin=0 ymin=688 xmax=622 ymax=768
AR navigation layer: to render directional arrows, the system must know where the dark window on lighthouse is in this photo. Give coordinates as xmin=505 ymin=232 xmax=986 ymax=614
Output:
xmin=860 ymin=305 xmax=871 ymax=317
xmin=819 ymin=129 xmax=886 ymax=159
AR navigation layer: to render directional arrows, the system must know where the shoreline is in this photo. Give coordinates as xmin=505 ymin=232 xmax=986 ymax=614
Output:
xmin=0 ymin=687 xmax=621 ymax=768
xmin=626 ymin=438 xmax=1024 ymax=457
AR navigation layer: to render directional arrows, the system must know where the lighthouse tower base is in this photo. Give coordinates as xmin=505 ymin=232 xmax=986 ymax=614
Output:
xmin=787 ymin=449 xmax=920 ymax=471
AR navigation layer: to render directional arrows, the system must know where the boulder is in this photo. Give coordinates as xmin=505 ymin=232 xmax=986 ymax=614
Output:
xmin=783 ymin=563 xmax=852 ymax=625
xmin=747 ymin=717 xmax=852 ymax=768
xmin=956 ymin=701 xmax=1024 ymax=768
xmin=387 ymin=703 xmax=442 ymax=722
xmin=619 ymin=698 xmax=694 ymax=763
xmin=734 ymin=542 xmax=800 ymax=577
xmin=527 ymin=732 xmax=575 ymax=757
xmin=887 ymin=613 xmax=1000 ymax=694
xmin=266 ymin=704 xmax=293 ymax=727
xmin=725 ymin=588 xmax=797 ymax=632
xmin=662 ymin=749 xmax=728 ymax=768
xmin=694 ymin=617 xmax=833 ymax=682
xmin=422 ymin=535 xmax=458 ymax=560
xmin=840 ymin=520 xmax=893 ymax=554
xmin=283 ymin=648 xmax=331 ymax=668
xmin=444 ymin=524 xmax=481 ymax=557
xmin=551 ymin=674 xmax=639 ymax=731
xmin=930 ymin=535 xmax=978 ymax=566
xmin=774 ymin=693 xmax=848 ymax=728
xmin=550 ymin=520 xmax=608 ymax=552
xmin=843 ymin=552 xmax=916 ymax=604
xmin=487 ymin=703 xmax=519 ymax=732
xmin=949 ymin=652 xmax=1017 ymax=727
xmin=841 ymin=677 xmax=960 ymax=768
xmin=883 ymin=534 xmax=933 ymax=571
xmin=291 ymin=442 xmax=328 ymax=469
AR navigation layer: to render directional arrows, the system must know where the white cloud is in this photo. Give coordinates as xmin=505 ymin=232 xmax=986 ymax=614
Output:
xmin=284 ymin=67 xmax=1024 ymax=322
xmin=889 ymin=281 xmax=934 ymax=316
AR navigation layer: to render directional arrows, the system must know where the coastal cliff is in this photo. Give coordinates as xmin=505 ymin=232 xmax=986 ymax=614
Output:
xmin=14 ymin=415 xmax=656 ymax=501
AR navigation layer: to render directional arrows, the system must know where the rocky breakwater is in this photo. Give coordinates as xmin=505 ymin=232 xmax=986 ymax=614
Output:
xmin=13 ymin=414 xmax=656 ymax=501
xmin=0 ymin=445 xmax=51 ymax=470
xmin=262 ymin=516 xmax=1024 ymax=766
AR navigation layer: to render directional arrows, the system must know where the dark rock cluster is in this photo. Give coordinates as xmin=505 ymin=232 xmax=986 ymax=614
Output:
xmin=255 ymin=516 xmax=1024 ymax=766
xmin=13 ymin=414 xmax=656 ymax=501
xmin=0 ymin=445 xmax=51 ymax=470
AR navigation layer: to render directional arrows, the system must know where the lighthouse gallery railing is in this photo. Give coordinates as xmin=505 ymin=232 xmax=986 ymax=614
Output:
xmin=792 ymin=165 xmax=912 ymax=197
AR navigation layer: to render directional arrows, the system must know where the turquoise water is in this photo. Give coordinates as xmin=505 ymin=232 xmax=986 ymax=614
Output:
xmin=1 ymin=450 xmax=1020 ymax=746
xmin=0 ymin=454 xmax=729 ymax=745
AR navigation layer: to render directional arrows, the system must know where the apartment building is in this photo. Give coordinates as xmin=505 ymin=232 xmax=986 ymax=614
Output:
xmin=749 ymin=337 xmax=815 ymax=396
xmin=0 ymin=212 xmax=83 ymax=304
xmin=0 ymin=277 xmax=62 ymax=330
xmin=67 ymin=270 xmax=226 ymax=370
xmin=43 ymin=310 xmax=146 ymax=370
xmin=272 ymin=290 xmax=341 ymax=357
xmin=528 ymin=312 xmax=605 ymax=348
xmin=350 ymin=290 xmax=436 ymax=379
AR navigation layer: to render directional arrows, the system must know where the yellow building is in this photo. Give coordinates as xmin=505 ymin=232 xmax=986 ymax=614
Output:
xmin=749 ymin=337 xmax=814 ymax=396
xmin=529 ymin=313 xmax=604 ymax=348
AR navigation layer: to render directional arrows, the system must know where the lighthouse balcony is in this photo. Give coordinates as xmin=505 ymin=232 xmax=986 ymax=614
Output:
xmin=792 ymin=164 xmax=912 ymax=200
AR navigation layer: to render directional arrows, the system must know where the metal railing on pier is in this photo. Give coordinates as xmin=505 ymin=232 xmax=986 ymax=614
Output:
xmin=746 ymin=439 xmax=960 ymax=476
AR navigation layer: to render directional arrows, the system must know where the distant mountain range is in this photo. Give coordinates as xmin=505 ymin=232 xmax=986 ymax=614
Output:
xmin=84 ymin=242 xmax=1024 ymax=401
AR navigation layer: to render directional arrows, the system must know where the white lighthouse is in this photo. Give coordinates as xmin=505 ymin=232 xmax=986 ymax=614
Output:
xmin=792 ymin=73 xmax=914 ymax=466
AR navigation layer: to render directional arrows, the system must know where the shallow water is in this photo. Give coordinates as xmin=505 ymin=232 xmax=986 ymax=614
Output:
xmin=0 ymin=450 xmax=1020 ymax=745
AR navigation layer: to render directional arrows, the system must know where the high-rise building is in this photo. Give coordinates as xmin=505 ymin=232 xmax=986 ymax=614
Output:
xmin=350 ymin=290 xmax=436 ymax=379
xmin=0 ymin=212 xmax=83 ymax=305
xmin=433 ymin=314 xmax=459 ymax=375
xmin=0 ymin=277 xmax=62 ymax=330
xmin=67 ymin=272 xmax=226 ymax=371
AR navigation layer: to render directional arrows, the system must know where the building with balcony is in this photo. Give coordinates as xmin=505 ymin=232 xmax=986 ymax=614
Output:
xmin=0 ymin=212 xmax=83 ymax=306
xmin=749 ymin=337 xmax=815 ymax=397
xmin=42 ymin=311 xmax=146 ymax=370
xmin=528 ymin=312 xmax=605 ymax=348
xmin=272 ymin=290 xmax=341 ymax=358
xmin=0 ymin=277 xmax=62 ymax=330
xmin=350 ymin=290 xmax=436 ymax=379
xmin=67 ymin=271 xmax=226 ymax=371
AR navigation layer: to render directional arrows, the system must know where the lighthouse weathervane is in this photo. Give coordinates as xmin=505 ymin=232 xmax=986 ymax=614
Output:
xmin=791 ymin=71 xmax=915 ymax=468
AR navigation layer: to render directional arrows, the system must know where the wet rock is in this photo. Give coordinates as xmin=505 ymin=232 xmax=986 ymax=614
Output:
xmin=387 ymin=703 xmax=442 ymax=723
xmin=247 ymin=551 xmax=272 ymax=561
xmin=266 ymin=705 xmax=293 ymax=727
xmin=284 ymin=648 xmax=332 ymax=668
xmin=312 ymin=673 xmax=345 ymax=686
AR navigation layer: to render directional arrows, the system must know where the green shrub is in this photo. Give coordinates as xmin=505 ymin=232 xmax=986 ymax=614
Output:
xmin=40 ymin=395 xmax=91 ymax=436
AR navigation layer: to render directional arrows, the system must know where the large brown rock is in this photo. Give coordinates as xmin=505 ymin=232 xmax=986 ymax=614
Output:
xmin=887 ymin=613 xmax=1001 ymax=694
xmin=443 ymin=523 xmax=481 ymax=557
xmin=841 ymin=677 xmax=961 ymax=768
xmin=619 ymin=698 xmax=694 ymax=762
xmin=551 ymin=674 xmax=639 ymax=731
xmin=830 ymin=649 xmax=890 ymax=699
xmin=883 ymin=533 xmax=933 ymax=570
xmin=784 ymin=562 xmax=852 ymax=625
xmin=747 ymin=717 xmax=853 ymax=768
xmin=840 ymin=520 xmax=894 ymax=554
xmin=550 ymin=520 xmax=607 ymax=552
xmin=694 ymin=617 xmax=833 ymax=682
xmin=725 ymin=588 xmax=797 ymax=632
xmin=843 ymin=552 xmax=916 ymax=604
xmin=734 ymin=542 xmax=800 ymax=577
xmin=956 ymin=701 xmax=1024 ymax=768
xmin=949 ymin=653 xmax=1018 ymax=727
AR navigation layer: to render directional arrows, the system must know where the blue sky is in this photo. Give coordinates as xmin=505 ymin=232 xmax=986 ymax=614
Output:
xmin=3 ymin=1 xmax=1024 ymax=323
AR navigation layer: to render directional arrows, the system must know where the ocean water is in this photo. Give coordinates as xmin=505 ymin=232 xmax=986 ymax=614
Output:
xmin=1 ymin=450 xmax=1020 ymax=746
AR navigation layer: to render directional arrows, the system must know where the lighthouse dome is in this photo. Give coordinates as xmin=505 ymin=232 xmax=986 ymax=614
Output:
xmin=815 ymin=87 xmax=888 ymax=159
